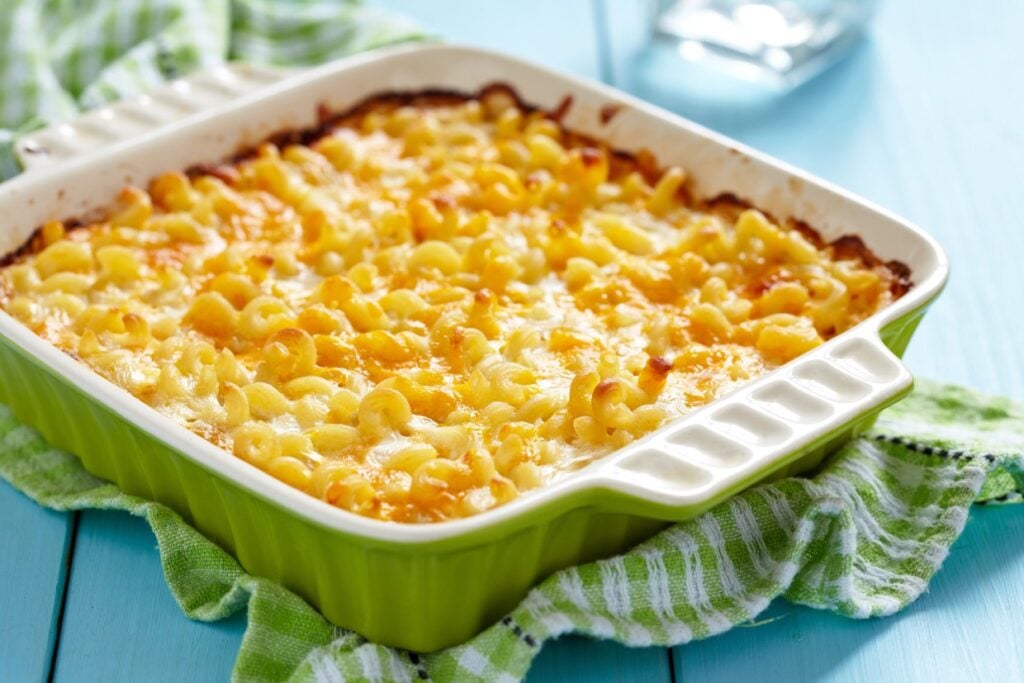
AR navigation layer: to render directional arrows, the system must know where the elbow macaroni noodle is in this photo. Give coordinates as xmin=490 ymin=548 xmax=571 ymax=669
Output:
xmin=0 ymin=87 xmax=907 ymax=522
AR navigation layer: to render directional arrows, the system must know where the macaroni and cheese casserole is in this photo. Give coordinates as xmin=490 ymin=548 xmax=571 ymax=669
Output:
xmin=0 ymin=86 xmax=909 ymax=522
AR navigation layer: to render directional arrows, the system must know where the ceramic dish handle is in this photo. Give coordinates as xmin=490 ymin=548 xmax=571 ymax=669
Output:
xmin=15 ymin=64 xmax=293 ymax=173
xmin=593 ymin=329 xmax=912 ymax=510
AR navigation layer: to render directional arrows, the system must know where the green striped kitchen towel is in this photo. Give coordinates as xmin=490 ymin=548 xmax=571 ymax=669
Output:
xmin=1 ymin=380 xmax=1022 ymax=682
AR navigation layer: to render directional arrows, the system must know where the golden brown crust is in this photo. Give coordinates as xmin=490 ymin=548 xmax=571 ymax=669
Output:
xmin=705 ymin=195 xmax=911 ymax=297
xmin=3 ymin=82 xmax=912 ymax=298
xmin=0 ymin=226 xmax=56 ymax=268
xmin=226 ymin=85 xmax=906 ymax=299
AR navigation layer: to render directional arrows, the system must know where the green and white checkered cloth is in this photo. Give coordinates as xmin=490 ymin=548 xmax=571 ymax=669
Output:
xmin=2 ymin=382 xmax=1023 ymax=682
xmin=0 ymin=0 xmax=426 ymax=178
xmin=2 ymin=3 xmax=1024 ymax=681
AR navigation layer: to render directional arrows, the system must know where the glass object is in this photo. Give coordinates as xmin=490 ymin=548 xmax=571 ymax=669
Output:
xmin=651 ymin=0 xmax=877 ymax=89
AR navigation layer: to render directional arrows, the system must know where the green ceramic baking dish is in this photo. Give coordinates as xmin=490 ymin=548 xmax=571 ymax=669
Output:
xmin=0 ymin=45 xmax=947 ymax=651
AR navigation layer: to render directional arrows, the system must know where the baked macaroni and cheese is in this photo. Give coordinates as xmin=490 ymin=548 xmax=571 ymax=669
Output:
xmin=0 ymin=86 xmax=909 ymax=523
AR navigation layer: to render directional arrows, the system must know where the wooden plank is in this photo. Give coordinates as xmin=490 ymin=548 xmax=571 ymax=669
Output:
xmin=0 ymin=483 xmax=74 ymax=682
xmin=673 ymin=506 xmax=1024 ymax=681
xmin=528 ymin=636 xmax=671 ymax=682
xmin=375 ymin=0 xmax=604 ymax=80
xmin=51 ymin=511 xmax=244 ymax=683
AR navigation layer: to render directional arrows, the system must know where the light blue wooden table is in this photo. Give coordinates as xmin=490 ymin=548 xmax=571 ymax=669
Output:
xmin=3 ymin=1 xmax=1023 ymax=680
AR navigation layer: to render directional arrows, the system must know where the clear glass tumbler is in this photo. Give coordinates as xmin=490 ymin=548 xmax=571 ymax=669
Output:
xmin=651 ymin=0 xmax=877 ymax=89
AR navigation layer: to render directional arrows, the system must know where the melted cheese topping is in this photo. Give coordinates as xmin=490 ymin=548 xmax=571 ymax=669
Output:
xmin=0 ymin=89 xmax=903 ymax=522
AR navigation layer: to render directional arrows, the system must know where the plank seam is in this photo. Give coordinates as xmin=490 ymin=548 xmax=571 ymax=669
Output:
xmin=46 ymin=511 xmax=80 ymax=683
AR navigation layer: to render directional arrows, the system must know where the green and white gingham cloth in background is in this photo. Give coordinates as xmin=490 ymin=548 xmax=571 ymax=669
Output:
xmin=0 ymin=0 xmax=426 ymax=178
xmin=2 ymin=2 xmax=1024 ymax=681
